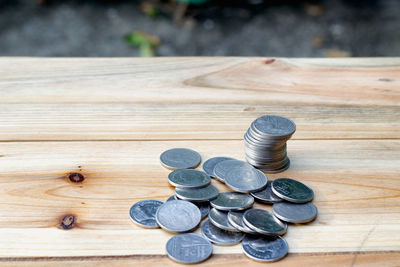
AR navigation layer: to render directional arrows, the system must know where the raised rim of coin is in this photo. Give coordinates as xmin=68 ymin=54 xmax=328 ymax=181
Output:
xmin=155 ymin=200 xmax=201 ymax=232
xmin=227 ymin=210 xmax=257 ymax=234
xmin=175 ymin=184 xmax=219 ymax=202
xmin=160 ymin=148 xmax=201 ymax=170
xmin=210 ymin=192 xmax=254 ymax=211
xmin=242 ymin=235 xmax=289 ymax=262
xmin=166 ymin=233 xmax=213 ymax=264
xmin=168 ymin=169 xmax=211 ymax=189
xmin=201 ymin=219 xmax=245 ymax=245
xmin=271 ymin=178 xmax=314 ymax=203
xmin=208 ymin=208 xmax=240 ymax=232
xmin=251 ymin=180 xmax=282 ymax=204
xmin=129 ymin=199 xmax=164 ymax=228
xmin=243 ymin=209 xmax=287 ymax=236
xmin=202 ymin=157 xmax=235 ymax=179
xmin=273 ymin=202 xmax=318 ymax=223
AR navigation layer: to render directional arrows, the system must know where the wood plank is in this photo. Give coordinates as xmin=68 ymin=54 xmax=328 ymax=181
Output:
xmin=1 ymin=58 xmax=399 ymax=106
xmin=1 ymin=103 xmax=399 ymax=141
xmin=0 ymin=140 xmax=399 ymax=257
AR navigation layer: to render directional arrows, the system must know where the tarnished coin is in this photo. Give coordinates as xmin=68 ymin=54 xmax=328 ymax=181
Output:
xmin=243 ymin=209 xmax=287 ymax=236
xmin=166 ymin=233 xmax=212 ymax=263
xmin=210 ymin=192 xmax=254 ymax=211
xmin=156 ymin=200 xmax=201 ymax=232
xmin=227 ymin=210 xmax=257 ymax=234
xmin=208 ymin=208 xmax=240 ymax=232
xmin=129 ymin=199 xmax=163 ymax=228
xmin=160 ymin=148 xmax=201 ymax=170
xmin=202 ymin=157 xmax=234 ymax=181
xmin=242 ymin=235 xmax=288 ymax=262
xmin=273 ymin=202 xmax=318 ymax=223
xmin=168 ymin=169 xmax=211 ymax=189
xmin=175 ymin=184 xmax=219 ymax=202
xmin=201 ymin=219 xmax=245 ymax=245
xmin=272 ymin=178 xmax=314 ymax=203
xmin=251 ymin=180 xmax=282 ymax=204
xmin=196 ymin=202 xmax=211 ymax=219
xmin=252 ymin=115 xmax=296 ymax=138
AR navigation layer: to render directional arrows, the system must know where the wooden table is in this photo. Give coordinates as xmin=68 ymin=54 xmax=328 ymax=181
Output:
xmin=0 ymin=57 xmax=399 ymax=266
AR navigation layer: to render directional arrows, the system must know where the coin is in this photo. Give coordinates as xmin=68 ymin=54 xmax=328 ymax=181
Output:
xmin=166 ymin=233 xmax=213 ymax=264
xmin=272 ymin=178 xmax=314 ymax=203
xmin=160 ymin=148 xmax=201 ymax=170
xmin=168 ymin=169 xmax=211 ymax=189
xmin=175 ymin=184 xmax=219 ymax=202
xmin=129 ymin=199 xmax=164 ymax=228
xmin=210 ymin=192 xmax=254 ymax=211
xmin=252 ymin=115 xmax=296 ymax=138
xmin=227 ymin=210 xmax=257 ymax=234
xmin=251 ymin=180 xmax=282 ymax=204
xmin=243 ymin=209 xmax=287 ymax=236
xmin=201 ymin=219 xmax=245 ymax=245
xmin=273 ymin=202 xmax=318 ymax=223
xmin=208 ymin=208 xmax=240 ymax=232
xmin=242 ymin=235 xmax=288 ymax=262
xmin=196 ymin=201 xmax=211 ymax=219
xmin=203 ymin=156 xmax=235 ymax=181
xmin=166 ymin=195 xmax=178 ymax=202
xmin=156 ymin=200 xmax=201 ymax=232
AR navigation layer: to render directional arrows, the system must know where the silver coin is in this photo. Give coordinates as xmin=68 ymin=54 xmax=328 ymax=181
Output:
xmin=202 ymin=157 xmax=235 ymax=180
xmin=160 ymin=148 xmax=201 ymax=170
xmin=168 ymin=169 xmax=211 ymax=189
xmin=273 ymin=202 xmax=318 ymax=223
xmin=129 ymin=199 xmax=164 ymax=228
xmin=172 ymin=195 xmax=210 ymax=219
xmin=201 ymin=219 xmax=244 ymax=245
xmin=175 ymin=184 xmax=219 ymax=202
xmin=227 ymin=210 xmax=257 ymax=234
xmin=242 ymin=235 xmax=288 ymax=262
xmin=156 ymin=200 xmax=201 ymax=232
xmin=166 ymin=233 xmax=212 ymax=263
xmin=208 ymin=208 xmax=240 ymax=232
xmin=257 ymin=159 xmax=291 ymax=174
xmin=166 ymin=195 xmax=178 ymax=202
xmin=252 ymin=115 xmax=296 ymax=138
xmin=251 ymin=180 xmax=283 ymax=204
xmin=272 ymin=178 xmax=314 ymax=203
xmin=210 ymin=192 xmax=254 ymax=211
xmin=243 ymin=209 xmax=287 ymax=236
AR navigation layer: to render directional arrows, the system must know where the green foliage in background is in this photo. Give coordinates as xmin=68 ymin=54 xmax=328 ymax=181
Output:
xmin=125 ymin=31 xmax=160 ymax=57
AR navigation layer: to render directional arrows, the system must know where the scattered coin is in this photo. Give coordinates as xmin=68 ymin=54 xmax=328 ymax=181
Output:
xmin=273 ymin=202 xmax=318 ymax=223
xmin=168 ymin=169 xmax=211 ymax=188
xmin=228 ymin=210 xmax=257 ymax=234
xmin=156 ymin=200 xmax=201 ymax=232
xmin=129 ymin=199 xmax=164 ymax=228
xmin=208 ymin=208 xmax=240 ymax=232
xmin=201 ymin=219 xmax=245 ymax=245
xmin=175 ymin=184 xmax=219 ymax=202
xmin=243 ymin=209 xmax=287 ymax=236
xmin=160 ymin=148 xmax=201 ymax=170
xmin=251 ymin=180 xmax=282 ymax=204
xmin=242 ymin=235 xmax=289 ymax=262
xmin=272 ymin=178 xmax=314 ymax=203
xmin=170 ymin=195 xmax=210 ymax=219
xmin=210 ymin=192 xmax=254 ymax=211
xmin=166 ymin=233 xmax=213 ymax=264
xmin=202 ymin=156 xmax=234 ymax=181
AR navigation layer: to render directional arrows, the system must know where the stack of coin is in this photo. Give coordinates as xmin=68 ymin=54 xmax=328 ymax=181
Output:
xmin=244 ymin=115 xmax=296 ymax=173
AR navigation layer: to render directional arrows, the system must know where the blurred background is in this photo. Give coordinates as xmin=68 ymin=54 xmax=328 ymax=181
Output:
xmin=0 ymin=0 xmax=399 ymax=57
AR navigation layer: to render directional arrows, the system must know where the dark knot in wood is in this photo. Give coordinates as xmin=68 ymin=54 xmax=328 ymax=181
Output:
xmin=68 ymin=173 xmax=84 ymax=183
xmin=61 ymin=214 xmax=76 ymax=230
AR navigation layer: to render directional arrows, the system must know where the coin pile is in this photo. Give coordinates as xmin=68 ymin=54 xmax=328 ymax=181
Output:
xmin=244 ymin=115 xmax=296 ymax=173
xmin=129 ymin=145 xmax=318 ymax=264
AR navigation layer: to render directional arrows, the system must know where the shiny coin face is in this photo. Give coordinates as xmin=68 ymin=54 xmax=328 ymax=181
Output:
xmin=202 ymin=157 xmax=235 ymax=181
xmin=156 ymin=200 xmax=201 ymax=232
xmin=172 ymin=195 xmax=210 ymax=219
xmin=210 ymin=192 xmax=254 ymax=211
xmin=175 ymin=184 xmax=219 ymax=202
xmin=168 ymin=169 xmax=211 ymax=189
xmin=227 ymin=211 xmax=257 ymax=234
xmin=243 ymin=209 xmax=287 ymax=236
xmin=201 ymin=219 xmax=244 ymax=245
xmin=129 ymin=199 xmax=164 ymax=228
xmin=273 ymin=202 xmax=318 ymax=223
xmin=252 ymin=115 xmax=296 ymax=138
xmin=166 ymin=233 xmax=212 ymax=263
xmin=242 ymin=235 xmax=288 ymax=262
xmin=160 ymin=148 xmax=201 ymax=170
xmin=272 ymin=178 xmax=314 ymax=203
xmin=251 ymin=180 xmax=282 ymax=204
xmin=208 ymin=208 xmax=240 ymax=232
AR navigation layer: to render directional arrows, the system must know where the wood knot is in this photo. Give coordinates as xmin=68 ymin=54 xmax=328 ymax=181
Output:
xmin=264 ymin=58 xmax=275 ymax=64
xmin=60 ymin=214 xmax=76 ymax=230
xmin=68 ymin=173 xmax=84 ymax=183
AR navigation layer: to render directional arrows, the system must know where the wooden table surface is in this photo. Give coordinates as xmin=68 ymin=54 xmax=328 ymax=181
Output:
xmin=0 ymin=57 xmax=399 ymax=266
